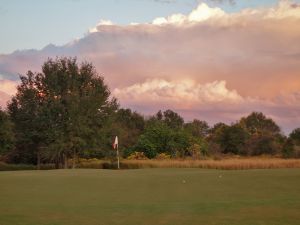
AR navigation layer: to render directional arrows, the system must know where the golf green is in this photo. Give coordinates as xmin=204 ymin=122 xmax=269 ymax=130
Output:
xmin=0 ymin=168 xmax=300 ymax=225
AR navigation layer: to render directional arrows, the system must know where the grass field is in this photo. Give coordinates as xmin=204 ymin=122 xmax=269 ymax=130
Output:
xmin=1 ymin=169 xmax=300 ymax=225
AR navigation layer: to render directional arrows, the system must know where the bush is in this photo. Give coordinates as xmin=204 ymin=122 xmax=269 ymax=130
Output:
xmin=155 ymin=153 xmax=171 ymax=160
xmin=282 ymin=139 xmax=295 ymax=158
xmin=123 ymin=147 xmax=136 ymax=158
xmin=39 ymin=164 xmax=56 ymax=170
xmin=246 ymin=135 xmax=279 ymax=155
xmin=187 ymin=144 xmax=202 ymax=159
xmin=127 ymin=152 xmax=148 ymax=160
xmin=213 ymin=124 xmax=249 ymax=155
xmin=0 ymin=162 xmax=36 ymax=171
xmin=77 ymin=158 xmax=110 ymax=169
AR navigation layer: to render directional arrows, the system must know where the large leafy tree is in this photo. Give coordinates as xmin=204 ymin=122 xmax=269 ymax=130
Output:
xmin=184 ymin=119 xmax=209 ymax=138
xmin=239 ymin=112 xmax=283 ymax=155
xmin=8 ymin=57 xmax=117 ymax=168
xmin=162 ymin=109 xmax=184 ymax=129
xmin=239 ymin=112 xmax=281 ymax=136
xmin=8 ymin=71 xmax=48 ymax=167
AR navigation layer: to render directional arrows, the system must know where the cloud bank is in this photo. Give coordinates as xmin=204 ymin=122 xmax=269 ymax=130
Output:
xmin=0 ymin=0 xmax=300 ymax=133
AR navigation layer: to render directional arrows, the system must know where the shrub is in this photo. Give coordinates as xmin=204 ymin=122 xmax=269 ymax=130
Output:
xmin=127 ymin=152 xmax=148 ymax=160
xmin=207 ymin=142 xmax=222 ymax=156
xmin=246 ymin=134 xmax=279 ymax=155
xmin=155 ymin=153 xmax=171 ymax=160
xmin=123 ymin=147 xmax=136 ymax=158
xmin=0 ymin=162 xmax=36 ymax=171
xmin=77 ymin=158 xmax=110 ymax=169
xmin=187 ymin=144 xmax=202 ymax=159
xmin=282 ymin=139 xmax=295 ymax=158
xmin=39 ymin=164 xmax=56 ymax=170
xmin=295 ymin=146 xmax=300 ymax=158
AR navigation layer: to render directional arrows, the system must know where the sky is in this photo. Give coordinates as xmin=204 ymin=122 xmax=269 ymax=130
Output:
xmin=0 ymin=0 xmax=297 ymax=54
xmin=0 ymin=0 xmax=300 ymax=133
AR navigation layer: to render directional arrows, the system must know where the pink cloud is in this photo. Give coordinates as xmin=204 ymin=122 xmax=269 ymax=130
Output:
xmin=1 ymin=1 xmax=300 ymax=132
xmin=0 ymin=79 xmax=18 ymax=108
xmin=0 ymin=91 xmax=11 ymax=108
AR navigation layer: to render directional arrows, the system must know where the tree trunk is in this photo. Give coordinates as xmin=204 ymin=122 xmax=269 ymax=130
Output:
xmin=37 ymin=151 xmax=41 ymax=170
xmin=55 ymin=160 xmax=59 ymax=169
xmin=63 ymin=153 xmax=68 ymax=169
xmin=72 ymin=150 xmax=76 ymax=169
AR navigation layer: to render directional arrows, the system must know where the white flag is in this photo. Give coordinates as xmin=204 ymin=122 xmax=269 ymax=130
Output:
xmin=113 ymin=136 xmax=118 ymax=149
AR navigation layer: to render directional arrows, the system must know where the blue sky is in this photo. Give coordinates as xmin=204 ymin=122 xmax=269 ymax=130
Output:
xmin=1 ymin=0 xmax=298 ymax=54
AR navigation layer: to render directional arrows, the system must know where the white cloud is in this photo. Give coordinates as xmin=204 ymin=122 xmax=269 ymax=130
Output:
xmin=113 ymin=79 xmax=243 ymax=109
xmin=150 ymin=0 xmax=300 ymax=26
xmin=265 ymin=0 xmax=300 ymax=19
xmin=188 ymin=3 xmax=225 ymax=22
xmin=152 ymin=3 xmax=226 ymax=25
xmin=89 ymin=19 xmax=114 ymax=33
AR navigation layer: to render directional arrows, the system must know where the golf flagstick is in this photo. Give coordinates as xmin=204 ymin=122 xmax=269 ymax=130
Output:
xmin=117 ymin=141 xmax=120 ymax=169
xmin=113 ymin=136 xmax=120 ymax=169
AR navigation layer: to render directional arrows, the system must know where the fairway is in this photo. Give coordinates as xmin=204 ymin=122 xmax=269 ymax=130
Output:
xmin=1 ymin=169 xmax=300 ymax=225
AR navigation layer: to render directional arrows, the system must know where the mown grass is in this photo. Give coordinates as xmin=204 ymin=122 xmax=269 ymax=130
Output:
xmin=0 ymin=168 xmax=300 ymax=225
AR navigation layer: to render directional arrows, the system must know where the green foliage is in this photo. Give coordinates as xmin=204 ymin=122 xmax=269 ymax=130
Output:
xmin=207 ymin=113 xmax=284 ymax=156
xmin=0 ymin=109 xmax=15 ymax=156
xmin=213 ymin=124 xmax=249 ymax=155
xmin=187 ymin=144 xmax=202 ymax=159
xmin=0 ymin=162 xmax=56 ymax=171
xmin=122 ymin=146 xmax=136 ymax=158
xmin=135 ymin=122 xmax=170 ymax=158
xmin=239 ymin=112 xmax=283 ymax=155
xmin=245 ymin=134 xmax=279 ymax=155
xmin=290 ymin=128 xmax=300 ymax=145
xmin=282 ymin=138 xmax=295 ymax=158
xmin=284 ymin=128 xmax=300 ymax=158
xmin=127 ymin=151 xmax=148 ymax=160
xmin=8 ymin=57 xmax=117 ymax=167
xmin=162 ymin=109 xmax=184 ymax=129
xmin=106 ymin=108 xmax=145 ymax=153
xmin=184 ymin=119 xmax=209 ymax=138
xmin=135 ymin=118 xmax=191 ymax=158
xmin=240 ymin=112 xmax=280 ymax=136
xmin=0 ymin=162 xmax=36 ymax=171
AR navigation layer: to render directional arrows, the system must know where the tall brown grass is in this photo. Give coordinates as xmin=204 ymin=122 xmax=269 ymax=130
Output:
xmin=2 ymin=158 xmax=300 ymax=171
xmin=120 ymin=158 xmax=300 ymax=170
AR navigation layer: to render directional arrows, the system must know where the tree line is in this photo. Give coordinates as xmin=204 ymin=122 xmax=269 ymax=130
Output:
xmin=0 ymin=57 xmax=300 ymax=168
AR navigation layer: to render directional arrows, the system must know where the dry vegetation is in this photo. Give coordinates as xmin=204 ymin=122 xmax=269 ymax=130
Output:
xmin=2 ymin=158 xmax=300 ymax=171
xmin=120 ymin=158 xmax=300 ymax=170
